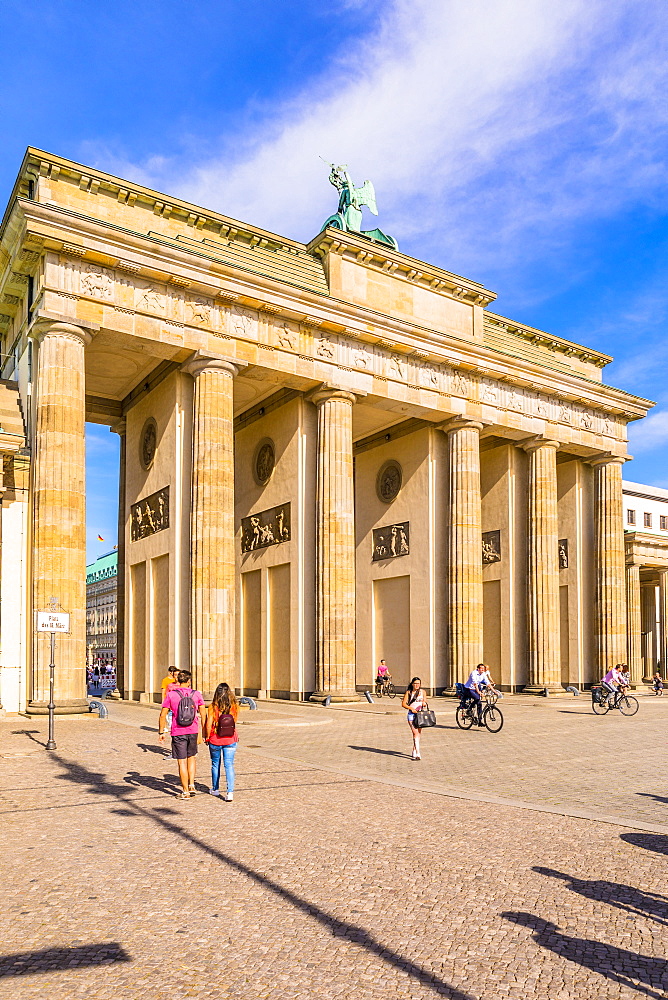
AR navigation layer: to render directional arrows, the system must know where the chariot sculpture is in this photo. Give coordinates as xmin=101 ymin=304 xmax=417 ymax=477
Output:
xmin=320 ymin=162 xmax=398 ymax=250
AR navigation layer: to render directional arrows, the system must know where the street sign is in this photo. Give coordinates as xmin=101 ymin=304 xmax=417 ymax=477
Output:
xmin=36 ymin=611 xmax=71 ymax=633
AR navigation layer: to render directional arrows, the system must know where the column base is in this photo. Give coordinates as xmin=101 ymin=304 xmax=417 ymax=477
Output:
xmin=310 ymin=691 xmax=361 ymax=704
xmin=27 ymin=699 xmax=91 ymax=715
xmin=521 ymin=684 xmax=568 ymax=696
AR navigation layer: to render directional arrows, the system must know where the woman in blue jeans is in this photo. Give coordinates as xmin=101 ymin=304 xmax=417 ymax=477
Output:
xmin=203 ymin=682 xmax=238 ymax=801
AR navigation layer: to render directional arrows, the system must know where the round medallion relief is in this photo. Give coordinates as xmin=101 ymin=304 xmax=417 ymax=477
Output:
xmin=140 ymin=417 xmax=158 ymax=471
xmin=254 ymin=440 xmax=275 ymax=486
xmin=377 ymin=461 xmax=402 ymax=503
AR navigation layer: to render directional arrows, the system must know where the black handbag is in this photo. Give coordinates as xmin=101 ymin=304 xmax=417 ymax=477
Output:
xmin=413 ymin=709 xmax=436 ymax=728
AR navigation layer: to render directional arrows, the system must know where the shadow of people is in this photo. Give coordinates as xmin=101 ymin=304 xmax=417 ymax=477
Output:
xmin=136 ymin=742 xmax=169 ymax=755
xmin=123 ymin=770 xmax=180 ymax=795
xmin=620 ymin=832 xmax=668 ymax=856
xmin=48 ymin=750 xmax=474 ymax=999
xmin=637 ymin=792 xmax=668 ymax=806
xmin=0 ymin=942 xmax=129 ymax=978
xmin=503 ymin=911 xmax=668 ymax=998
xmin=348 ymin=745 xmax=412 ymax=758
xmin=533 ymin=866 xmax=668 ymax=926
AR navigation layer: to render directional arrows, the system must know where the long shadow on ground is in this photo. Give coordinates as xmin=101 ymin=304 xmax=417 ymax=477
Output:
xmin=47 ymin=752 xmax=474 ymax=998
xmin=534 ymin=866 xmax=668 ymax=926
xmin=503 ymin=911 xmax=668 ymax=999
xmin=0 ymin=943 xmax=129 ymax=978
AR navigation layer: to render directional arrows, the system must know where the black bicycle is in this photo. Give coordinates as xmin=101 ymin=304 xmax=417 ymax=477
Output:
xmin=375 ymin=676 xmax=396 ymax=699
xmin=591 ymin=685 xmax=639 ymax=717
xmin=455 ymin=684 xmax=504 ymax=733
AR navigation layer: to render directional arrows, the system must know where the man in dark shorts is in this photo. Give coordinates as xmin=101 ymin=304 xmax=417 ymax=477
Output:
xmin=158 ymin=670 xmax=206 ymax=799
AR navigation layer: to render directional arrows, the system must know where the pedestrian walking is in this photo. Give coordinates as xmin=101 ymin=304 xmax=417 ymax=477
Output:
xmin=653 ymin=672 xmax=664 ymax=695
xmin=203 ymin=682 xmax=239 ymax=801
xmin=158 ymin=670 xmax=206 ymax=799
xmin=401 ymin=676 xmax=429 ymax=760
xmin=159 ymin=665 xmax=179 ymax=757
xmin=160 ymin=665 xmax=178 ymax=697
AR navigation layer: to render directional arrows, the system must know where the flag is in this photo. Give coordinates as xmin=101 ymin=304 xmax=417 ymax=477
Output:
xmin=97 ymin=534 xmax=104 ymax=541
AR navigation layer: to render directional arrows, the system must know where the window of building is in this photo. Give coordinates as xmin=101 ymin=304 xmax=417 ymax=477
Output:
xmin=644 ymin=512 xmax=652 ymax=528
xmin=661 ymin=515 xmax=668 ymax=531
xmin=627 ymin=509 xmax=636 ymax=525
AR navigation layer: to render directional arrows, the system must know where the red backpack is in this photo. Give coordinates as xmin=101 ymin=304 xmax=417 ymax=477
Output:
xmin=215 ymin=711 xmax=236 ymax=739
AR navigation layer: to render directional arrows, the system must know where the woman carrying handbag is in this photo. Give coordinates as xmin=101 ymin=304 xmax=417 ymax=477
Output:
xmin=401 ymin=676 xmax=432 ymax=760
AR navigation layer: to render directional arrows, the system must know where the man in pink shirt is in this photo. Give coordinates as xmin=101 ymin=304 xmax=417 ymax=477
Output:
xmin=158 ymin=670 xmax=206 ymax=799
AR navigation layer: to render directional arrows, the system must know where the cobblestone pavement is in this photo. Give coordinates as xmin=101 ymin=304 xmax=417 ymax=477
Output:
xmin=0 ymin=696 xmax=667 ymax=999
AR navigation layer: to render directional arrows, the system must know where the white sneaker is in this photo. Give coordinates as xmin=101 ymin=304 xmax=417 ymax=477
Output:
xmin=209 ymin=788 xmax=220 ymax=796
xmin=225 ymin=792 xmax=234 ymax=802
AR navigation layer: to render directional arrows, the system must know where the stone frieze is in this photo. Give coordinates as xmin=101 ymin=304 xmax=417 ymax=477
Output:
xmin=45 ymin=255 xmax=624 ymax=440
xmin=241 ymin=502 xmax=291 ymax=553
xmin=131 ymin=486 xmax=169 ymax=541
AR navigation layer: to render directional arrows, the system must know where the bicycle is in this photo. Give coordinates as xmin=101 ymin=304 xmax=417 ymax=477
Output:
xmin=591 ymin=685 xmax=639 ymax=717
xmin=375 ymin=676 xmax=396 ymax=699
xmin=455 ymin=684 xmax=504 ymax=733
xmin=481 ymin=686 xmax=499 ymax=707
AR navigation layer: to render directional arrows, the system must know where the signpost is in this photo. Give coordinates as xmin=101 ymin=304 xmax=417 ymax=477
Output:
xmin=36 ymin=610 xmax=71 ymax=751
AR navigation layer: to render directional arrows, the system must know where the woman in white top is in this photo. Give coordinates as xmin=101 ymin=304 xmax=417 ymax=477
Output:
xmin=401 ymin=676 xmax=429 ymax=760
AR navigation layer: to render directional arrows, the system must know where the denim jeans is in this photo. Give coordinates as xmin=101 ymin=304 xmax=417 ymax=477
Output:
xmin=208 ymin=742 xmax=237 ymax=793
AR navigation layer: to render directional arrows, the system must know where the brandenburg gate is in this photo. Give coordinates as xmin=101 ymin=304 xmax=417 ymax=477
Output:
xmin=0 ymin=149 xmax=653 ymax=710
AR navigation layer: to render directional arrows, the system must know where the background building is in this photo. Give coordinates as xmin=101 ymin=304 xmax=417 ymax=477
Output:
xmin=623 ymin=480 xmax=668 ymax=681
xmin=86 ymin=550 xmax=118 ymax=672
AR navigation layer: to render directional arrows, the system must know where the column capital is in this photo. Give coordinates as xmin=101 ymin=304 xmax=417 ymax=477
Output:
xmin=31 ymin=320 xmax=92 ymax=348
xmin=181 ymin=351 xmax=246 ymax=379
xmin=589 ymin=452 xmax=629 ymax=468
xmin=439 ymin=415 xmax=483 ymax=435
xmin=520 ymin=436 xmax=560 ymax=453
xmin=110 ymin=418 xmax=127 ymax=437
xmin=306 ymin=384 xmax=363 ymax=408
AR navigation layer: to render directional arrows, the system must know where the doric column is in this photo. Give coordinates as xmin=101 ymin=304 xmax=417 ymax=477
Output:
xmin=659 ymin=572 xmax=668 ymax=676
xmin=309 ymin=387 xmax=359 ymax=702
xmin=110 ymin=418 xmax=126 ymax=698
xmin=625 ymin=563 xmax=642 ymax=686
xmin=522 ymin=439 xmax=561 ymax=691
xmin=30 ymin=321 xmax=91 ymax=714
xmin=183 ymin=354 xmax=244 ymax=699
xmin=641 ymin=582 xmax=658 ymax=681
xmin=444 ymin=418 xmax=483 ymax=686
xmin=592 ymin=456 xmax=627 ymax=676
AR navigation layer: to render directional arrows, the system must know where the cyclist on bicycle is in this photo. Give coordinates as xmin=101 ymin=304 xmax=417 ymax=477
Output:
xmin=478 ymin=663 xmax=498 ymax=696
xmin=601 ymin=663 xmax=628 ymax=705
xmin=376 ymin=659 xmax=391 ymax=690
xmin=463 ymin=665 xmax=486 ymax=725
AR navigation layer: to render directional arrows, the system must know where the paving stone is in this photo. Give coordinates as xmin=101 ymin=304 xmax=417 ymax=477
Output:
xmin=0 ymin=699 xmax=666 ymax=998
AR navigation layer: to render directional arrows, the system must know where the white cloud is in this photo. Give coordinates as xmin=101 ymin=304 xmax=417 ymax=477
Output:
xmin=94 ymin=0 xmax=668 ymax=288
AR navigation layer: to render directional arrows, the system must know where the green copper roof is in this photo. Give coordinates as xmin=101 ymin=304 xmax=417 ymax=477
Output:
xmin=86 ymin=550 xmax=118 ymax=584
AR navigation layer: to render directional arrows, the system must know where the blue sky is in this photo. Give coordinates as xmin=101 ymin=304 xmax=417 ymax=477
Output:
xmin=0 ymin=0 xmax=666 ymax=558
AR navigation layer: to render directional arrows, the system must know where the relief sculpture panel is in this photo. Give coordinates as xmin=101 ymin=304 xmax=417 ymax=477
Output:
xmin=131 ymin=486 xmax=170 ymax=541
xmin=482 ymin=529 xmax=501 ymax=564
xmin=241 ymin=502 xmax=291 ymax=553
xmin=372 ymin=522 xmax=410 ymax=561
